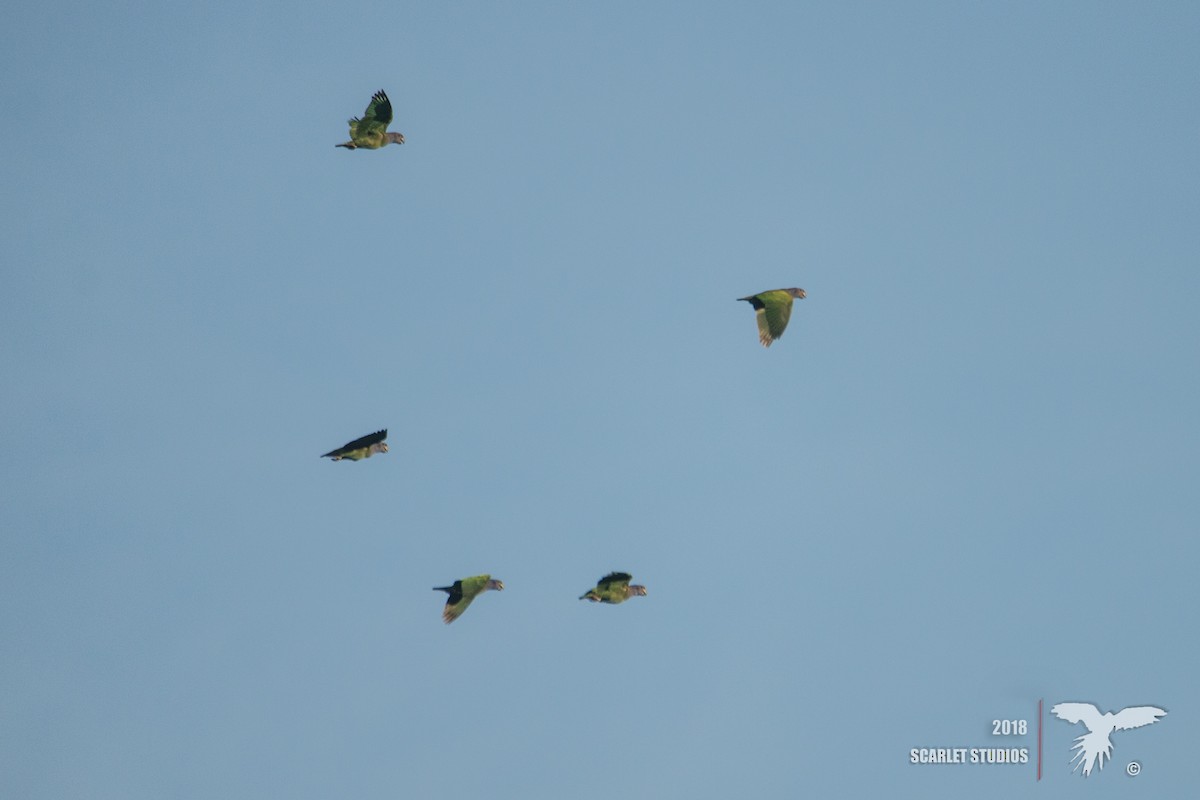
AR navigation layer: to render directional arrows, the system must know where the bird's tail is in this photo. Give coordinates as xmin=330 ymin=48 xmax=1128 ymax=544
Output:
xmin=1068 ymin=731 xmax=1113 ymax=777
xmin=335 ymin=141 xmax=356 ymax=149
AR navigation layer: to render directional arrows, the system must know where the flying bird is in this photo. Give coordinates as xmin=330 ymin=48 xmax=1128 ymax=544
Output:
xmin=433 ymin=575 xmax=504 ymax=624
xmin=738 ymin=288 xmax=806 ymax=347
xmin=1050 ymin=702 xmax=1167 ymax=776
xmin=336 ymin=90 xmax=405 ymax=149
xmin=579 ymin=572 xmax=648 ymax=604
xmin=320 ymin=429 xmax=388 ymax=461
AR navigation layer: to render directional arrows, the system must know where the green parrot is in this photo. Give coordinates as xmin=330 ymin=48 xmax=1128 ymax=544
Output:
xmin=738 ymin=288 xmax=806 ymax=347
xmin=336 ymin=90 xmax=405 ymax=149
xmin=433 ymin=575 xmax=504 ymax=624
xmin=320 ymin=429 xmax=388 ymax=461
xmin=579 ymin=572 xmax=648 ymax=604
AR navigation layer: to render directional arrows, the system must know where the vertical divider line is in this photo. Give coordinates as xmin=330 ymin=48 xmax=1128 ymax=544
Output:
xmin=1037 ymin=698 xmax=1043 ymax=781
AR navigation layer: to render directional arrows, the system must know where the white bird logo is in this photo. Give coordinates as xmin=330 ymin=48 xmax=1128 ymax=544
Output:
xmin=1051 ymin=702 xmax=1167 ymax=776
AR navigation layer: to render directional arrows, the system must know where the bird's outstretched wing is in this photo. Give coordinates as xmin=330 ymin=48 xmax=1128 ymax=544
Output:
xmin=360 ymin=90 xmax=394 ymax=128
xmin=759 ymin=291 xmax=794 ymax=345
xmin=597 ymin=572 xmax=633 ymax=593
xmin=1112 ymin=706 xmax=1167 ymax=730
xmin=436 ymin=581 xmax=470 ymax=624
xmin=1051 ymin=703 xmax=1103 ymax=729
xmin=435 ymin=575 xmax=493 ymax=624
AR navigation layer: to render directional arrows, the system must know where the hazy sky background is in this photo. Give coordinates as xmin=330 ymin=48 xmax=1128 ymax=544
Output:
xmin=2 ymin=2 xmax=1197 ymax=797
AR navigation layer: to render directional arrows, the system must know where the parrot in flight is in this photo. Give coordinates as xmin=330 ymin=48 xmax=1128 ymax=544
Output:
xmin=336 ymin=90 xmax=405 ymax=149
xmin=738 ymin=288 xmax=806 ymax=347
xmin=321 ymin=429 xmax=388 ymax=461
xmin=1050 ymin=702 xmax=1167 ymax=776
xmin=579 ymin=572 xmax=647 ymax=604
xmin=433 ymin=575 xmax=504 ymax=624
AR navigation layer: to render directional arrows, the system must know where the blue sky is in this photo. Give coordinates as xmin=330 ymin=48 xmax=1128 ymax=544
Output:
xmin=2 ymin=2 xmax=1197 ymax=797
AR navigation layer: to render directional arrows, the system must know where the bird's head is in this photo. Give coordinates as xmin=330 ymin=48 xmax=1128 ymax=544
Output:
xmin=387 ymin=132 xmax=406 ymax=145
xmin=378 ymin=442 xmax=390 ymax=454
xmin=489 ymin=579 xmax=505 ymax=591
xmin=630 ymin=585 xmax=648 ymax=597
xmin=786 ymin=288 xmax=806 ymax=299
